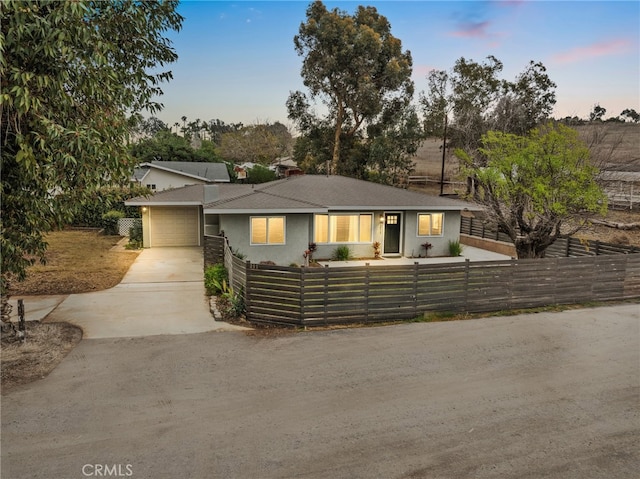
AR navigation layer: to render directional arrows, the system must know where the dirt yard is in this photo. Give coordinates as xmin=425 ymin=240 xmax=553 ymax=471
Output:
xmin=2 ymin=230 xmax=139 ymax=391
xmin=8 ymin=229 xmax=140 ymax=296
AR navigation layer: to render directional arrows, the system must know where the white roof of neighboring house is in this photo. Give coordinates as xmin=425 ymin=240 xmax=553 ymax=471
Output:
xmin=133 ymin=161 xmax=230 ymax=183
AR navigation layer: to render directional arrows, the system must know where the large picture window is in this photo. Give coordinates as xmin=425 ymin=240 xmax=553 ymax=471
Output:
xmin=314 ymin=214 xmax=372 ymax=244
xmin=251 ymin=216 xmax=285 ymax=244
xmin=417 ymin=213 xmax=444 ymax=236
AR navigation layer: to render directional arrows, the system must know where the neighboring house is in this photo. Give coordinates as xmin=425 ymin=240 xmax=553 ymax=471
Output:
xmin=132 ymin=160 xmax=230 ymax=191
xmin=125 ymin=175 xmax=481 ymax=263
xmin=272 ymin=157 xmax=303 ymax=178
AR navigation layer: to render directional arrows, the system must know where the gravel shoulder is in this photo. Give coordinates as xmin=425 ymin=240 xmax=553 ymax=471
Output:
xmin=2 ymin=304 xmax=638 ymax=479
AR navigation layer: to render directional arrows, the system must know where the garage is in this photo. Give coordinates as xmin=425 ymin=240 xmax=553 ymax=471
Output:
xmin=149 ymin=206 xmax=200 ymax=247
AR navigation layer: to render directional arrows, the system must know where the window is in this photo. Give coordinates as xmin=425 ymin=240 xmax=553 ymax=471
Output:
xmin=417 ymin=213 xmax=444 ymax=236
xmin=150 ymin=184 xmax=156 ymax=190
xmin=314 ymin=214 xmax=372 ymax=244
xmin=251 ymin=216 xmax=285 ymax=245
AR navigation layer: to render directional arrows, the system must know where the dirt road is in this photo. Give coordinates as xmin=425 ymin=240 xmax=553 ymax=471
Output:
xmin=2 ymin=304 xmax=638 ymax=478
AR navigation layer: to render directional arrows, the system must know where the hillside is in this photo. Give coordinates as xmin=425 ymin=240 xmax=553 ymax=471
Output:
xmin=411 ymin=123 xmax=640 ymax=182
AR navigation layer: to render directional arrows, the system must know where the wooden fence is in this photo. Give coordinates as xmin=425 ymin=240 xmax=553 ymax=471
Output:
xmin=461 ymin=216 xmax=640 ymax=256
xmin=204 ymin=235 xmax=640 ymax=326
xmin=243 ymin=256 xmax=640 ymax=326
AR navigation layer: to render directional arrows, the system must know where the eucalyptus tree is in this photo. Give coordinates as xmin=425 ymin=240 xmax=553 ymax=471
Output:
xmin=1 ymin=0 xmax=182 ymax=297
xmin=287 ymin=0 xmax=415 ymax=175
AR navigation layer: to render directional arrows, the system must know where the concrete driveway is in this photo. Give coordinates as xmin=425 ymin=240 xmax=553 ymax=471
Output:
xmin=43 ymin=247 xmax=244 ymax=338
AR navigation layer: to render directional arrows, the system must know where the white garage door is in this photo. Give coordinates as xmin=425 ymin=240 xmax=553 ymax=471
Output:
xmin=150 ymin=207 xmax=200 ymax=247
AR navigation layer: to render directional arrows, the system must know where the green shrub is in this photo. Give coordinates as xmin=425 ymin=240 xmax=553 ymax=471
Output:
xmin=332 ymin=245 xmax=352 ymax=261
xmin=448 ymin=240 xmax=463 ymax=257
xmin=204 ymin=264 xmax=228 ymax=295
xmin=127 ymin=221 xmax=143 ymax=248
xmin=101 ymin=210 xmax=124 ymax=235
xmin=68 ymin=186 xmax=150 ymax=227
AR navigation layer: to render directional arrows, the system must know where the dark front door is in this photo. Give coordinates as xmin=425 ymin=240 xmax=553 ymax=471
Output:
xmin=383 ymin=213 xmax=401 ymax=254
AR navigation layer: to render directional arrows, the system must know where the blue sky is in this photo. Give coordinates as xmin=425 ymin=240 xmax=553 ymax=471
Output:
xmin=155 ymin=0 xmax=640 ymax=128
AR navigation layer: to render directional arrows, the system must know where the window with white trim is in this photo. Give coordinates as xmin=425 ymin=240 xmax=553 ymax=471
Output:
xmin=251 ymin=216 xmax=285 ymax=245
xmin=314 ymin=214 xmax=373 ymax=244
xmin=417 ymin=213 xmax=444 ymax=236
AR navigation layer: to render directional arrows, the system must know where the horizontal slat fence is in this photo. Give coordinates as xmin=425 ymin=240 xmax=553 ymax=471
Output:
xmin=461 ymin=216 xmax=639 ymax=256
xmin=245 ymin=255 xmax=640 ymax=326
xmin=205 ymin=234 xmax=640 ymax=326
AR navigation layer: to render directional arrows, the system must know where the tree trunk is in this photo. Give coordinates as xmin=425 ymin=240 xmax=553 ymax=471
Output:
xmin=331 ymin=104 xmax=344 ymax=174
xmin=514 ymin=240 xmax=547 ymax=259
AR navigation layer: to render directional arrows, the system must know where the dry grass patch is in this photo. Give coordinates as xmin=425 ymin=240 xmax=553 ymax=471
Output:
xmin=1 ymin=322 xmax=82 ymax=391
xmin=9 ymin=230 xmax=140 ymax=295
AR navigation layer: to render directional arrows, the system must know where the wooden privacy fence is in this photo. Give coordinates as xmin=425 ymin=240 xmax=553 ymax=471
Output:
xmin=461 ymin=217 xmax=640 ymax=256
xmin=204 ymin=235 xmax=640 ymax=326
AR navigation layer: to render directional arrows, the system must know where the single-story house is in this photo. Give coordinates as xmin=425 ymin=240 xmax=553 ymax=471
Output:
xmin=125 ymin=175 xmax=481 ymax=263
xmin=132 ymin=160 xmax=230 ymax=191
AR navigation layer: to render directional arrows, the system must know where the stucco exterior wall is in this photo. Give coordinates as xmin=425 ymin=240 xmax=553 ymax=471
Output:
xmin=220 ymin=214 xmax=311 ymax=266
xmin=403 ymin=210 xmax=461 ymax=258
xmin=142 ymin=169 xmax=206 ymax=191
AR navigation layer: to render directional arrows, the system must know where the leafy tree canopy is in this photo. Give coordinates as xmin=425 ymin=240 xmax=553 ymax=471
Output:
xmin=287 ymin=0 xmax=415 ymax=177
xmin=129 ymin=130 xmax=220 ymax=163
xmin=457 ymin=123 xmax=607 ymax=259
xmin=1 ymin=0 xmax=183 ymax=291
xmin=421 ymin=57 xmax=556 ymax=152
xmin=218 ymin=122 xmax=292 ymax=165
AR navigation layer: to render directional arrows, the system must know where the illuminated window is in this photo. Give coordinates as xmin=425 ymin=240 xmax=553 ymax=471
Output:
xmin=417 ymin=213 xmax=444 ymax=236
xmin=314 ymin=214 xmax=373 ymax=244
xmin=251 ymin=217 xmax=285 ymax=245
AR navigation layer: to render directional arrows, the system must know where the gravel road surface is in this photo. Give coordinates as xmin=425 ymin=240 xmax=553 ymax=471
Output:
xmin=2 ymin=303 xmax=638 ymax=478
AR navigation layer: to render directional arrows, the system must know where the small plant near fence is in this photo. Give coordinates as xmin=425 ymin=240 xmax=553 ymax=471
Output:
xmin=332 ymin=245 xmax=352 ymax=261
xmin=421 ymin=241 xmax=433 ymax=257
xmin=204 ymin=264 xmax=245 ymax=320
xmin=127 ymin=222 xmax=143 ymax=249
xmin=204 ymin=264 xmax=228 ymax=295
xmin=372 ymin=241 xmax=381 ymax=259
xmin=448 ymin=240 xmax=463 ymax=257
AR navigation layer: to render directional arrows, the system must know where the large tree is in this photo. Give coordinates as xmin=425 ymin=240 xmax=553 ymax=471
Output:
xmin=218 ymin=122 xmax=292 ymax=165
xmin=1 ymin=1 xmax=182 ymax=295
xmin=457 ymin=123 xmax=607 ymax=258
xmin=288 ymin=0 xmax=414 ymax=174
xmin=421 ymin=57 xmax=556 ymax=152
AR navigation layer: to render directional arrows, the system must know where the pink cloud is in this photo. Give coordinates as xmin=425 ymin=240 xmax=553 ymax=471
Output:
xmin=449 ymin=20 xmax=492 ymax=39
xmin=412 ymin=65 xmax=440 ymax=79
xmin=553 ymin=38 xmax=633 ymax=64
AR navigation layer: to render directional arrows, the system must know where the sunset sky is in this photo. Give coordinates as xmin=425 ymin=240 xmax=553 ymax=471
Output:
xmin=154 ymin=0 xmax=640 ymax=128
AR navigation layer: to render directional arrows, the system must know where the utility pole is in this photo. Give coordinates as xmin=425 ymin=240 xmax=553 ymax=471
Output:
xmin=440 ymin=114 xmax=448 ymax=196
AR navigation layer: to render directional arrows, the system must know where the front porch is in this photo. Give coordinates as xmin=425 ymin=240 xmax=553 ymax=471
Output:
xmin=316 ymin=245 xmax=512 ymax=267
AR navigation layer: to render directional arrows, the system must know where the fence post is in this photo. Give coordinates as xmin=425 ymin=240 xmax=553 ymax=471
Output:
xmin=413 ymin=262 xmax=419 ymax=318
xmin=595 ymin=240 xmax=600 ymax=256
xmin=243 ymin=260 xmax=251 ymax=319
xmin=564 ymin=237 xmax=571 ymax=257
xmin=364 ymin=264 xmax=370 ymax=323
xmin=464 ymin=259 xmax=470 ymax=311
xmin=323 ymin=265 xmax=329 ymax=324
xmin=300 ymin=266 xmax=305 ymax=325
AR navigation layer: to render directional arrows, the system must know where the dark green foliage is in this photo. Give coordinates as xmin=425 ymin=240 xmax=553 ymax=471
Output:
xmin=204 ymin=264 xmax=228 ymax=296
xmin=246 ymin=165 xmax=277 ymax=184
xmin=68 ymin=186 xmax=149 ymax=228
xmin=128 ymin=221 xmax=143 ymax=249
xmin=1 ymin=0 xmax=183 ymax=292
xmin=332 ymin=245 xmax=352 ymax=261
xmin=288 ymin=1 xmax=416 ymax=180
xmin=448 ymin=240 xmax=463 ymax=257
xmin=101 ymin=211 xmax=124 ymax=235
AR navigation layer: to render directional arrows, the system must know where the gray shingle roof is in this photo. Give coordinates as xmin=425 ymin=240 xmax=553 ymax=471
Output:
xmin=126 ymin=175 xmax=480 ymax=212
xmin=135 ymin=161 xmax=230 ymax=183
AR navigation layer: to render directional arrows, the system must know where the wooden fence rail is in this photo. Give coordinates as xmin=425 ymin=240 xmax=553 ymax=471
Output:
xmin=205 ymin=235 xmax=640 ymax=327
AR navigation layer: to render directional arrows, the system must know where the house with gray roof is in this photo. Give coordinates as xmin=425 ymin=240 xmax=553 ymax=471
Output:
xmin=126 ymin=175 xmax=480 ymax=264
xmin=132 ymin=160 xmax=230 ymax=191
